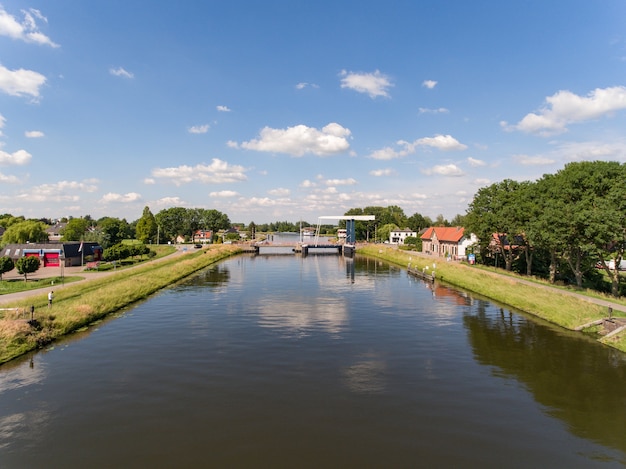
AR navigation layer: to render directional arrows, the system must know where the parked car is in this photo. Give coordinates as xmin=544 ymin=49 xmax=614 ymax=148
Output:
xmin=608 ymin=259 xmax=626 ymax=271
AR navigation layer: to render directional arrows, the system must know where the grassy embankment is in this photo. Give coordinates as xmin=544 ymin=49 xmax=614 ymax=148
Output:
xmin=358 ymin=244 xmax=626 ymax=352
xmin=0 ymin=245 xmax=242 ymax=364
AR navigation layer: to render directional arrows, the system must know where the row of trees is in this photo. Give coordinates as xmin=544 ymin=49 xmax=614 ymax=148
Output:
xmin=0 ymin=207 xmax=233 ymax=248
xmin=465 ymin=161 xmax=626 ymax=296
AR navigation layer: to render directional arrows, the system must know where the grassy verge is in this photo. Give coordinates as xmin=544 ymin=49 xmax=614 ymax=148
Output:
xmin=358 ymin=244 xmax=626 ymax=352
xmin=0 ymin=276 xmax=84 ymax=295
xmin=0 ymin=245 xmax=241 ymax=364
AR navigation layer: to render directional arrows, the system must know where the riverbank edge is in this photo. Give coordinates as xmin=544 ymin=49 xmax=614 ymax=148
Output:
xmin=0 ymin=245 xmax=243 ymax=365
xmin=357 ymin=244 xmax=626 ymax=353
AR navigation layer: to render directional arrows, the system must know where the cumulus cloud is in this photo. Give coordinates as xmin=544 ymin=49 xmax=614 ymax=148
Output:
xmin=209 ymin=190 xmax=239 ymax=197
xmin=154 ymin=196 xmax=186 ymax=207
xmin=268 ymin=188 xmax=290 ymax=196
xmin=423 ymin=164 xmax=464 ymax=177
xmin=216 ymin=105 xmax=231 ymax=112
xmin=502 ymin=86 xmax=626 ymax=136
xmin=25 ymin=130 xmax=44 ymax=138
xmin=188 ymin=124 xmax=209 ymax=134
xmin=325 ymin=178 xmax=357 ymax=186
xmin=369 ymin=134 xmax=467 ymax=160
xmin=467 ymin=157 xmax=486 ymax=167
xmin=295 ymin=82 xmax=319 ymax=90
xmin=101 ymin=192 xmax=142 ymax=203
xmin=0 ymin=149 xmax=32 ymax=165
xmin=109 ymin=67 xmax=134 ymax=79
xmin=0 ymin=171 xmax=19 ymax=183
xmin=17 ymin=180 xmax=99 ymax=202
xmin=0 ymin=64 xmax=46 ymax=99
xmin=300 ymin=179 xmax=316 ymax=188
xmin=418 ymin=107 xmax=448 ymax=114
xmin=233 ymin=123 xmax=351 ymax=157
xmin=151 ymin=158 xmax=248 ymax=185
xmin=340 ymin=70 xmax=393 ymax=98
xmin=422 ymin=80 xmax=437 ymax=89
xmin=557 ymin=140 xmax=626 ymax=162
xmin=370 ymin=168 xmax=396 ymax=177
xmin=513 ymin=154 xmax=555 ymax=165
xmin=0 ymin=6 xmax=59 ymax=47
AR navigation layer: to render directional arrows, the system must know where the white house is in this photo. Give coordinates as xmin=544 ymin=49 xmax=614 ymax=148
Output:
xmin=389 ymin=228 xmax=417 ymax=245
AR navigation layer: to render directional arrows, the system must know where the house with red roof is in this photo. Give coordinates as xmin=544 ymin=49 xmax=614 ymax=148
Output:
xmin=421 ymin=226 xmax=477 ymax=260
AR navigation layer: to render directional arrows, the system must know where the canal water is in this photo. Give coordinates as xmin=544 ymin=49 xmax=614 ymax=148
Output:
xmin=1 ymin=254 xmax=625 ymax=468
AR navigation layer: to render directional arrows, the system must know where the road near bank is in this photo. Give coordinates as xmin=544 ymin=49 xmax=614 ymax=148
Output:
xmin=0 ymin=246 xmax=191 ymax=306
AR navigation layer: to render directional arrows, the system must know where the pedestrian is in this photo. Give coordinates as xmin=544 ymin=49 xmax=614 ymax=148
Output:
xmin=48 ymin=290 xmax=54 ymax=308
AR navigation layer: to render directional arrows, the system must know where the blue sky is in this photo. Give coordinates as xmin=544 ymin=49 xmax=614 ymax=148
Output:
xmin=1 ymin=1 xmax=626 ymax=224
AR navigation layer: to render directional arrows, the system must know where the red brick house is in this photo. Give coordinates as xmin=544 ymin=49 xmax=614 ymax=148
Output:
xmin=421 ymin=226 xmax=476 ymax=260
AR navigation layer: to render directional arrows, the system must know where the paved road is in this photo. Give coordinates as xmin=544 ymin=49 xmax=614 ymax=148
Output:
xmin=0 ymin=246 xmax=192 ymax=306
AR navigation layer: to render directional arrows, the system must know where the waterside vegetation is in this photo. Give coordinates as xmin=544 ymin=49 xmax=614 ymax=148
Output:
xmin=0 ymin=245 xmax=242 ymax=364
xmin=358 ymin=244 xmax=626 ymax=353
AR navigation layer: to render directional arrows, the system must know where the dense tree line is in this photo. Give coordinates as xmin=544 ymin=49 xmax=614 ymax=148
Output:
xmin=465 ymin=161 xmax=626 ymax=296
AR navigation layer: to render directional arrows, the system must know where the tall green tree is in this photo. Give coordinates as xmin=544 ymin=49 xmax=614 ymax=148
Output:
xmin=135 ymin=206 xmax=158 ymax=243
xmin=465 ymin=179 xmax=526 ymax=271
xmin=407 ymin=212 xmax=432 ymax=233
xmin=98 ymin=217 xmax=131 ymax=247
xmin=1 ymin=220 xmax=49 ymax=245
xmin=61 ymin=218 xmax=91 ymax=241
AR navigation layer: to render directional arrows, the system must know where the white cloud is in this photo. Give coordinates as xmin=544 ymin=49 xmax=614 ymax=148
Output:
xmin=0 ymin=149 xmax=32 ymax=165
xmin=268 ymin=188 xmax=290 ymax=196
xmin=556 ymin=140 xmax=626 ymax=162
xmin=339 ymin=70 xmax=393 ymax=98
xmin=418 ymin=107 xmax=448 ymax=114
xmin=143 ymin=178 xmax=156 ymax=185
xmin=369 ymin=134 xmax=467 ymax=160
xmin=209 ymin=190 xmax=239 ymax=197
xmin=101 ymin=192 xmax=142 ymax=203
xmin=17 ymin=180 xmax=99 ymax=202
xmin=513 ymin=154 xmax=556 ymax=165
xmin=467 ymin=157 xmax=486 ymax=167
xmin=300 ymin=179 xmax=316 ymax=188
xmin=0 ymin=64 xmax=46 ymax=99
xmin=325 ymin=178 xmax=357 ymax=186
xmin=502 ymin=86 xmax=626 ymax=136
xmin=416 ymin=135 xmax=468 ymax=151
xmin=154 ymin=196 xmax=186 ymax=207
xmin=216 ymin=105 xmax=231 ymax=112
xmin=422 ymin=80 xmax=437 ymax=89
xmin=0 ymin=171 xmax=19 ymax=183
xmin=423 ymin=164 xmax=464 ymax=177
xmin=25 ymin=130 xmax=44 ymax=138
xmin=370 ymin=168 xmax=396 ymax=176
xmin=0 ymin=6 xmax=59 ymax=47
xmin=109 ymin=67 xmax=134 ymax=79
xmin=188 ymin=124 xmax=209 ymax=134
xmin=295 ymin=82 xmax=319 ymax=90
xmin=235 ymin=123 xmax=351 ymax=157
xmin=474 ymin=178 xmax=491 ymax=186
xmin=151 ymin=158 xmax=248 ymax=185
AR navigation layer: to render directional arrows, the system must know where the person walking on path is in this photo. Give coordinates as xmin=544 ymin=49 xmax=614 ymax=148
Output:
xmin=48 ymin=290 xmax=54 ymax=308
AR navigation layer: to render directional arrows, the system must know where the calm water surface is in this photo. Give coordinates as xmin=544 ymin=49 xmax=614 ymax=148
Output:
xmin=1 ymin=254 xmax=626 ymax=468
